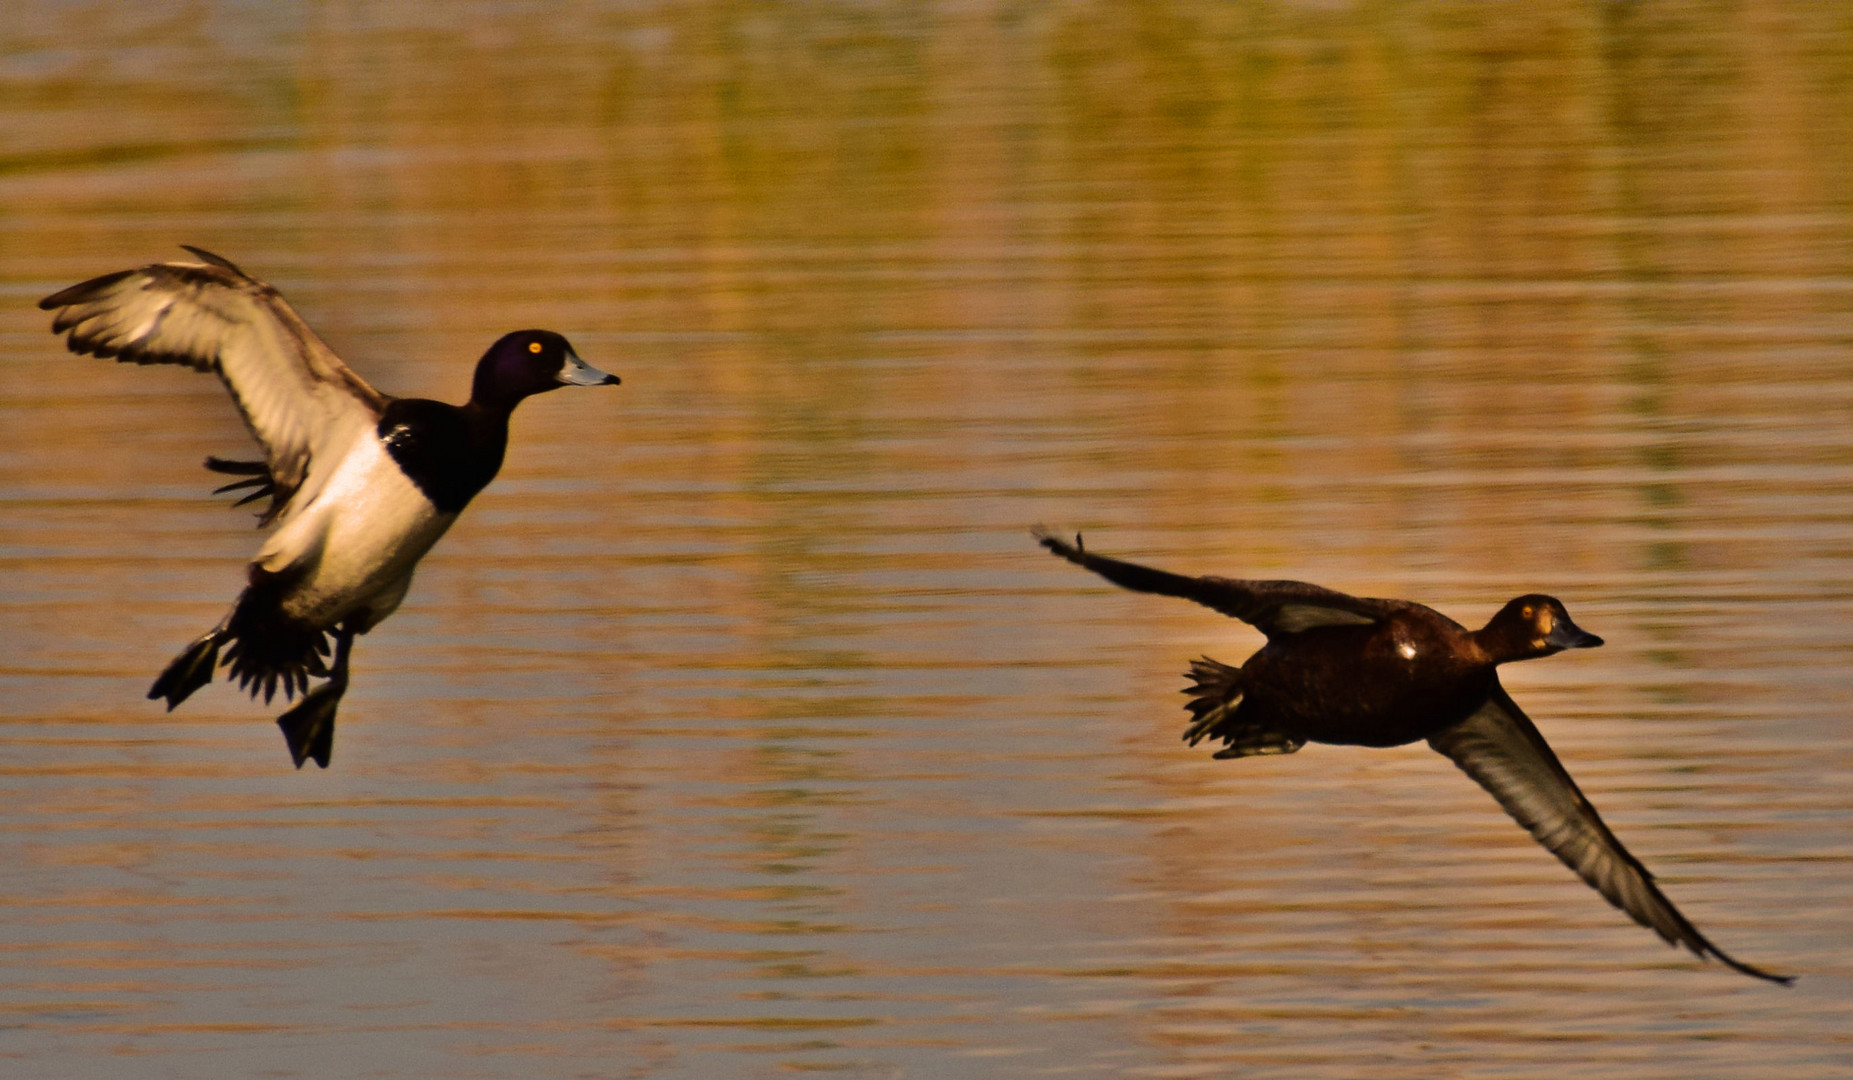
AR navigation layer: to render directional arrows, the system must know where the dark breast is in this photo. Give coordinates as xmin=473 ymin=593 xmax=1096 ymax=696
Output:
xmin=376 ymin=399 xmax=506 ymax=514
xmin=1241 ymin=617 xmax=1494 ymax=748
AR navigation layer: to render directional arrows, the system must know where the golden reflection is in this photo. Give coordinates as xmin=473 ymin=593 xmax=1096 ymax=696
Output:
xmin=0 ymin=2 xmax=1849 ymax=1076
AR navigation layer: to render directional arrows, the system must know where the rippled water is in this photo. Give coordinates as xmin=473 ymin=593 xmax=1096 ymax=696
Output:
xmin=3 ymin=3 xmax=1852 ymax=1077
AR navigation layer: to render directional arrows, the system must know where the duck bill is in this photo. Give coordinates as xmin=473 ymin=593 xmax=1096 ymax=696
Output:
xmin=557 ymin=350 xmax=621 ymax=386
xmin=1546 ymin=615 xmax=1603 ymax=650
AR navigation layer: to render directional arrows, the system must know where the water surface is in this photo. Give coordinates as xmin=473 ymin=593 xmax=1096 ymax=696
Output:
xmin=2 ymin=3 xmax=1851 ymax=1077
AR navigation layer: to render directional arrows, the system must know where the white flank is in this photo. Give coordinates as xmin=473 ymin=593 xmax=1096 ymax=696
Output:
xmin=254 ymin=432 xmax=457 ymax=630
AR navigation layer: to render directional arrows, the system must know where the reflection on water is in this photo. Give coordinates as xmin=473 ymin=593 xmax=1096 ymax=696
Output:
xmin=2 ymin=2 xmax=1851 ymax=1077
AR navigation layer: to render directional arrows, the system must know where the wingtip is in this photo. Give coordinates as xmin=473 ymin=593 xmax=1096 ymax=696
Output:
xmin=1032 ymin=526 xmax=1085 ymax=561
xmin=179 ymin=245 xmax=250 ymax=277
xmin=1732 ymin=964 xmax=1795 ymax=987
xmin=1671 ymin=915 xmax=1793 ymax=985
xmin=1711 ymin=949 xmax=1794 ymax=986
xmin=40 ymin=267 xmax=136 ymax=312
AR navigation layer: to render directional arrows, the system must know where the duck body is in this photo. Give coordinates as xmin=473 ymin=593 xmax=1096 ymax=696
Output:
xmin=255 ymin=417 xmax=458 ymax=631
xmin=259 ymin=397 xmax=515 ymax=631
xmin=1236 ymin=612 xmax=1496 ymax=748
xmin=41 ymin=247 xmax=621 ymax=768
xmin=1035 ymin=528 xmax=1789 ymax=984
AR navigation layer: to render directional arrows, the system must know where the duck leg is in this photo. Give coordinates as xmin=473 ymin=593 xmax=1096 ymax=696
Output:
xmin=276 ymin=627 xmax=353 ymax=769
xmin=149 ymin=622 xmax=229 ymax=710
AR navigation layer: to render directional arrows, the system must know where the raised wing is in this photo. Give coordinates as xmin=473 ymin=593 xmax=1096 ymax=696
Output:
xmin=41 ymin=247 xmax=388 ymax=522
xmin=1034 ymin=529 xmax=1397 ymax=637
xmin=1428 ymin=686 xmax=1789 ymax=984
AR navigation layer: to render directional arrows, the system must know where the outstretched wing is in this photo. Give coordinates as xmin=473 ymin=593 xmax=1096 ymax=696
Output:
xmin=1428 ymin=685 xmax=1789 ymax=983
xmin=1034 ymin=528 xmax=1400 ymax=637
xmin=40 ymin=247 xmax=388 ymax=520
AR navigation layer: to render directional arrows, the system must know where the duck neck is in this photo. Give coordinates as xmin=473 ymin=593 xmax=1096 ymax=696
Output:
xmin=1468 ymin=624 xmax=1531 ymax=667
xmin=462 ymin=396 xmax=516 ymax=439
xmin=454 ymin=400 xmax=512 ymax=505
xmin=468 ymin=370 xmax=532 ymax=417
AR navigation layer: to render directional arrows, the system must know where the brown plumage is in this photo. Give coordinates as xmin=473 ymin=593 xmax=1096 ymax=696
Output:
xmin=1036 ymin=528 xmax=1789 ymax=985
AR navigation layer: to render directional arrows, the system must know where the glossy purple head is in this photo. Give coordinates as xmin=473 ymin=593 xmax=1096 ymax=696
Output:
xmin=471 ymin=330 xmax=618 ymax=409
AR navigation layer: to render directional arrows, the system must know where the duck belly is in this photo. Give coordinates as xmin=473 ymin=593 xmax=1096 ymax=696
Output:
xmin=254 ymin=435 xmax=458 ymax=630
xmin=1281 ymin=691 xmax=1482 ymax=749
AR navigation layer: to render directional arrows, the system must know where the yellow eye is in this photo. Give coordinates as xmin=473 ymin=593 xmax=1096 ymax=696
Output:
xmin=528 ymin=341 xmax=543 ymax=354
xmin=1520 ymin=605 xmax=1533 ymax=619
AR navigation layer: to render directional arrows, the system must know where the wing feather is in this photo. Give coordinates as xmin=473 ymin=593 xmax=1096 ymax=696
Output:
xmin=41 ymin=249 xmax=388 ymax=519
xmin=1428 ymin=687 xmax=1789 ymax=983
xmin=1034 ymin=529 xmax=1401 ymax=637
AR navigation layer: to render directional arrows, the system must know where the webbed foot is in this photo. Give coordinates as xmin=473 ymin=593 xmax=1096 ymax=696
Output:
xmin=276 ymin=628 xmax=353 ymax=769
xmin=148 ymin=630 xmax=223 ymax=710
xmin=277 ymin=679 xmax=344 ymax=769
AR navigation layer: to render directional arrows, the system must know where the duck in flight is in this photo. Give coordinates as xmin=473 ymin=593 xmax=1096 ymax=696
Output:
xmin=41 ymin=247 xmax=621 ymax=769
xmin=1035 ymin=529 xmax=1789 ymax=984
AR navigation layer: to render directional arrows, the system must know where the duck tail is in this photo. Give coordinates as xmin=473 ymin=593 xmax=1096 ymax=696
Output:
xmin=1181 ymin=657 xmax=1304 ymax=760
xmin=1183 ymin=657 xmax=1245 ymax=745
xmin=160 ymin=577 xmax=327 ymax=708
xmin=220 ymin=586 xmax=329 ymax=705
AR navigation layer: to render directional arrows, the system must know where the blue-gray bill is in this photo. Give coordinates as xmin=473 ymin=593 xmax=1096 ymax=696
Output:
xmin=557 ymin=350 xmax=620 ymax=386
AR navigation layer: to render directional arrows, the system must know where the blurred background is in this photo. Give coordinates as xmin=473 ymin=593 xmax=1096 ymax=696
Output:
xmin=2 ymin=2 xmax=1851 ymax=1077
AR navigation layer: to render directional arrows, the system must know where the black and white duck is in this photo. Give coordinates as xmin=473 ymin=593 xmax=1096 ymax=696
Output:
xmin=41 ymin=247 xmax=621 ymax=768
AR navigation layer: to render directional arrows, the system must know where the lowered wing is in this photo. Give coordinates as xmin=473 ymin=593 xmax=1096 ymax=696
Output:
xmin=1428 ymin=685 xmax=1789 ymax=983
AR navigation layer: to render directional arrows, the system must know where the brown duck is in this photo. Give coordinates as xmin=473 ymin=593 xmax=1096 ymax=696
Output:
xmin=1036 ymin=529 xmax=1789 ymax=984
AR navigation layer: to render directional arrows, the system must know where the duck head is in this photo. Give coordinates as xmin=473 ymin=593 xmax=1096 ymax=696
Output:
xmin=471 ymin=330 xmax=619 ymax=411
xmin=1479 ymin=594 xmax=1604 ymax=663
